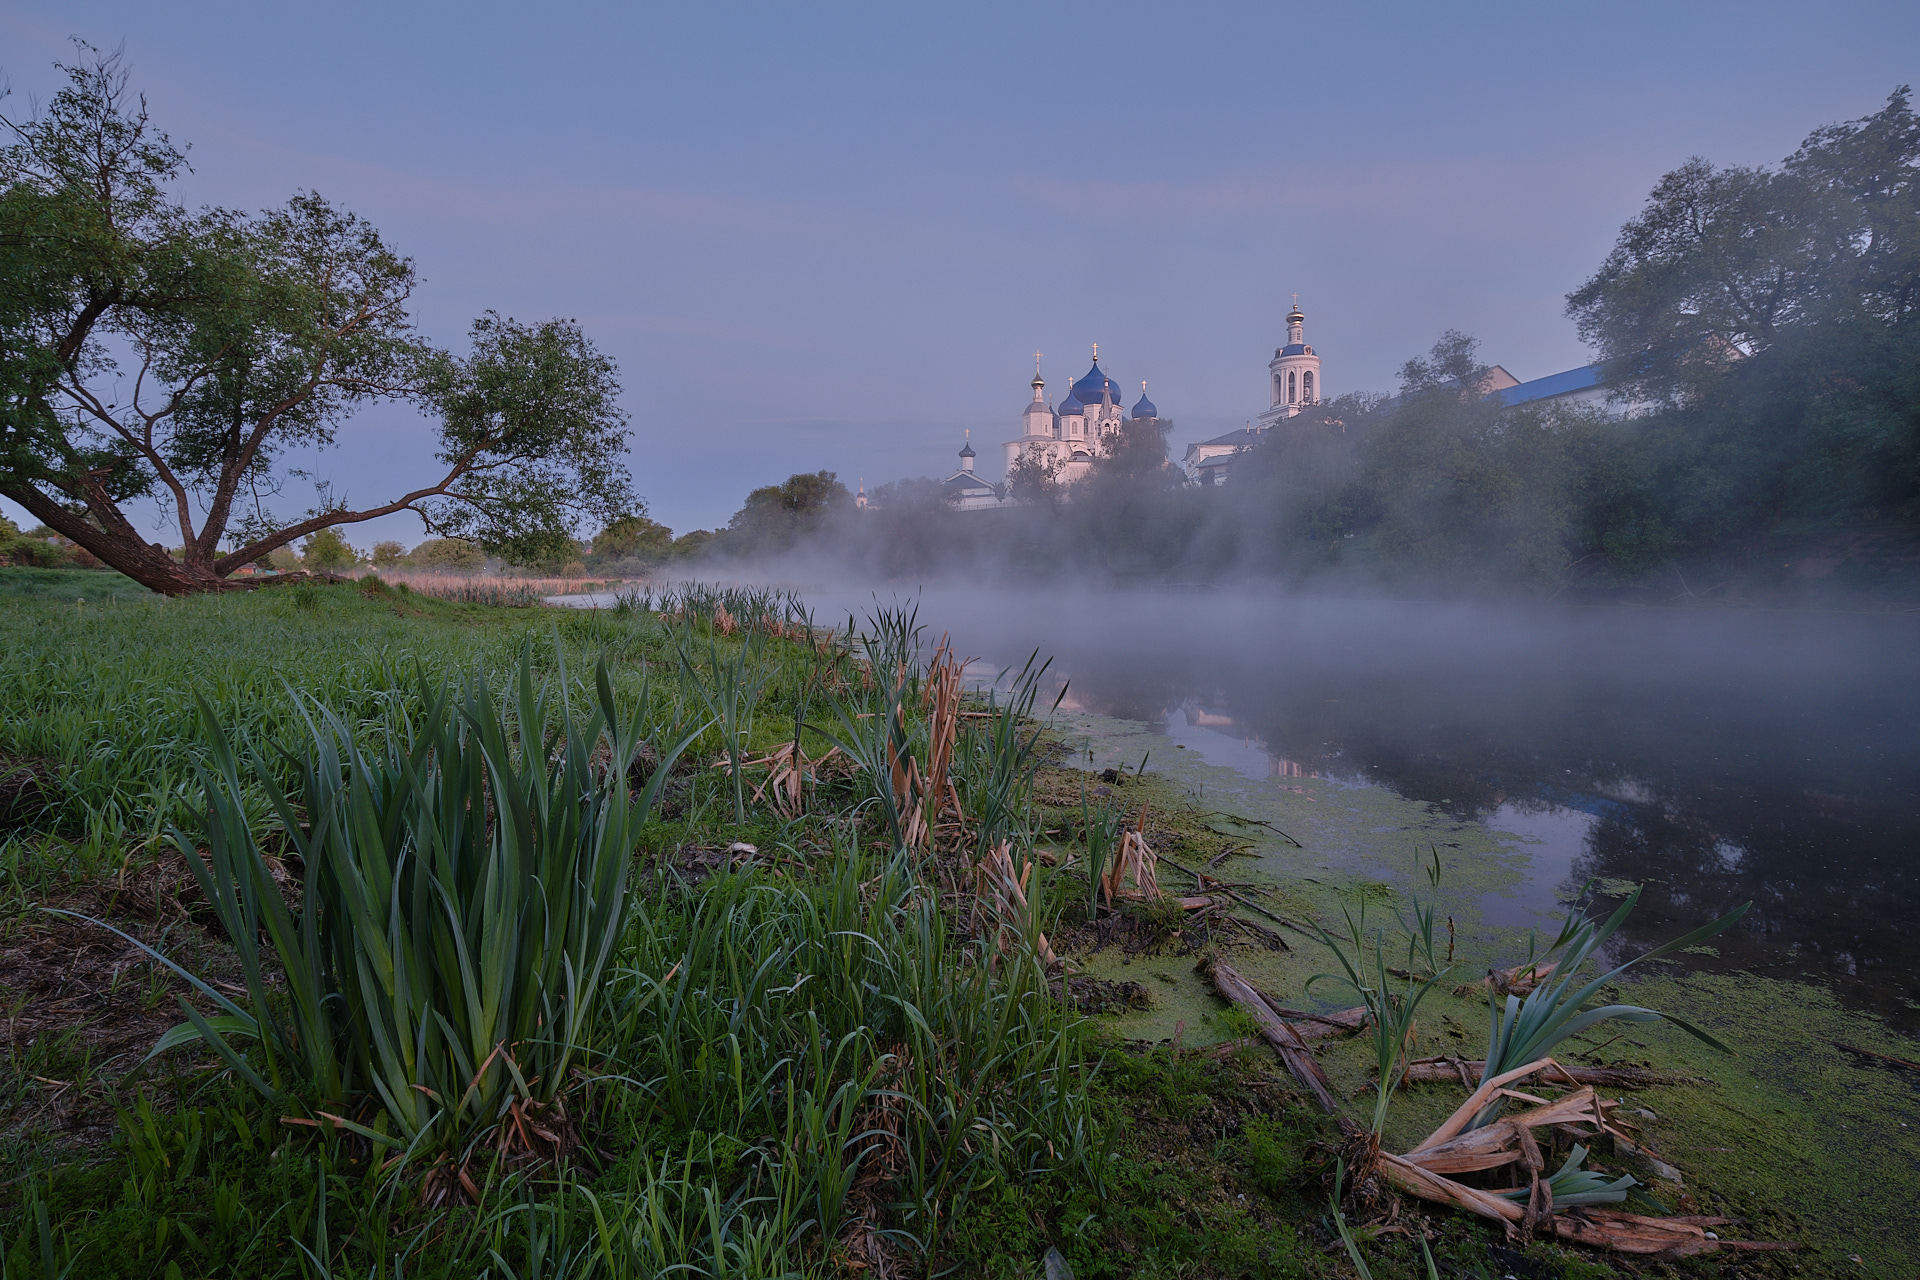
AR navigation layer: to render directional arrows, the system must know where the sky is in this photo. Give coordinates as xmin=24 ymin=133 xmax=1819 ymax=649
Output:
xmin=4 ymin=1 xmax=1918 ymax=544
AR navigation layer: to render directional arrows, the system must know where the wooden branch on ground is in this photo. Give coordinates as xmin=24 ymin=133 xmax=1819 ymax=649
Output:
xmin=1201 ymin=957 xmax=1336 ymax=1112
xmin=1206 ymin=811 xmax=1304 ymax=848
xmin=1256 ymin=1003 xmax=1369 ymax=1040
xmin=1452 ymin=961 xmax=1558 ymax=998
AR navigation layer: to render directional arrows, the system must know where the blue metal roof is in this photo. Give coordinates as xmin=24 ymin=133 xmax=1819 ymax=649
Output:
xmin=1057 ymin=389 xmax=1084 ymax=415
xmin=1131 ymin=392 xmax=1158 ymax=419
xmin=1277 ymin=343 xmax=1309 ymax=357
xmin=1495 ymin=363 xmax=1601 ymax=407
xmin=958 ymin=440 xmax=976 ymax=458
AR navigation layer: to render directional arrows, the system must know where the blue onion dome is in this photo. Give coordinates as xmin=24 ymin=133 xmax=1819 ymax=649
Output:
xmin=959 ymin=439 xmax=976 ymax=458
xmin=1057 ymin=388 xmax=1085 ymax=416
xmin=1132 ymin=386 xmax=1158 ymax=419
xmin=1070 ymin=361 xmax=1121 ymax=404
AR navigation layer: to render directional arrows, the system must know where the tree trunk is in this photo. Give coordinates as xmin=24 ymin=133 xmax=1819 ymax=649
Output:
xmin=0 ymin=482 xmax=243 ymax=596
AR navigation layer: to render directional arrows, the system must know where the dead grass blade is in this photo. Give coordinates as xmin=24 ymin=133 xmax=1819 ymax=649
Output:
xmin=1101 ymin=809 xmax=1164 ymax=904
xmin=975 ymin=840 xmax=1058 ymax=967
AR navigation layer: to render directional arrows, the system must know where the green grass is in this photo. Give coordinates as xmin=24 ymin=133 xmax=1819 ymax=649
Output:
xmin=0 ymin=570 xmax=1118 ymax=1278
xmin=0 ymin=566 xmax=1874 ymax=1279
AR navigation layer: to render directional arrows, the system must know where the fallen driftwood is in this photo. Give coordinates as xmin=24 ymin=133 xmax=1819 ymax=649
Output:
xmin=1452 ymin=960 xmax=1558 ymax=999
xmin=1206 ymin=811 xmax=1304 ymax=848
xmin=1201 ymin=957 xmax=1337 ymax=1112
xmin=1254 ymin=1003 xmax=1370 ymax=1041
xmin=1211 ymin=913 xmax=1293 ymax=952
xmin=1367 ymin=1057 xmax=1782 ymax=1257
xmin=1400 ymin=1056 xmax=1706 ymax=1090
xmin=1550 ymin=1211 xmax=1792 ymax=1257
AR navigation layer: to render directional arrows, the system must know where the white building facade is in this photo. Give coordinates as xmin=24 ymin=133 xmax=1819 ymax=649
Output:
xmin=1003 ymin=347 xmax=1159 ymax=487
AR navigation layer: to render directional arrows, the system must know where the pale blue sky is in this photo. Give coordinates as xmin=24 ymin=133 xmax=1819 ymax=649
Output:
xmin=5 ymin=2 xmax=1917 ymax=543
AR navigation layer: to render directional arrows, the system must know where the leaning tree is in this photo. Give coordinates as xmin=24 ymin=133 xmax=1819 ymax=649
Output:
xmin=0 ymin=45 xmax=635 ymax=594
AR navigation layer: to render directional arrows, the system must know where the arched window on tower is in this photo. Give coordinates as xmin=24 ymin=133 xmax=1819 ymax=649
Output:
xmin=1273 ymin=374 xmax=1283 ymax=404
xmin=1303 ymin=371 xmax=1314 ymax=403
xmin=1288 ymin=370 xmax=1297 ymax=403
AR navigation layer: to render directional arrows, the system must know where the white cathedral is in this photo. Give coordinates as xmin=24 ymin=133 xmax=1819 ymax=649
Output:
xmin=1000 ymin=345 xmax=1160 ymax=487
xmin=901 ymin=291 xmax=1617 ymax=502
xmin=995 ymin=303 xmax=1326 ymax=494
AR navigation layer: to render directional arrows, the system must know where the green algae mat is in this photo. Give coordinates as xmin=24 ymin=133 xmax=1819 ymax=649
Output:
xmin=1049 ymin=705 xmax=1920 ymax=1277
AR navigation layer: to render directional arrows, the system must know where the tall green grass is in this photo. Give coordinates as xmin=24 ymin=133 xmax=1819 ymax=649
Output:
xmin=0 ymin=582 xmax=528 ymax=871
xmin=62 ymin=651 xmax=702 ymax=1164
xmin=2 ymin=576 xmax=1103 ymax=1279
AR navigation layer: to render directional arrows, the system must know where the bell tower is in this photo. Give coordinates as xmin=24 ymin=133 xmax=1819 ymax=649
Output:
xmin=1264 ymin=292 xmax=1323 ymax=423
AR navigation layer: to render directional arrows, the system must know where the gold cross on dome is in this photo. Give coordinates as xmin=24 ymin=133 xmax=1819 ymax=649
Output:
xmin=1291 ymin=292 xmax=1300 ymax=310
xmin=1033 ymin=350 xmax=1043 ymax=374
xmin=1092 ymin=343 xmax=1099 ymax=361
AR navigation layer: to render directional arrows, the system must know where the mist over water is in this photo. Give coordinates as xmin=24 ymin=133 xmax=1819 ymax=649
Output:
xmin=635 ymin=580 xmax=1920 ymax=1022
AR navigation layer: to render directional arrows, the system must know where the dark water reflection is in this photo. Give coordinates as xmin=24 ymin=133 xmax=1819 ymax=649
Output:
xmin=818 ymin=587 xmax=1920 ymax=1025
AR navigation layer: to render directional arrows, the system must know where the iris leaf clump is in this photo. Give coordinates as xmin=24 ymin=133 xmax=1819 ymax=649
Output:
xmin=64 ymin=649 xmax=700 ymax=1159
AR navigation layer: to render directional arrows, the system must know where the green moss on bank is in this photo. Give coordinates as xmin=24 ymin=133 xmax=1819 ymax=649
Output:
xmin=1031 ymin=703 xmax=1920 ymax=1276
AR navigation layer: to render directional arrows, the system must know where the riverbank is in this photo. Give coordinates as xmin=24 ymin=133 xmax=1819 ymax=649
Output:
xmin=2 ymin=567 xmax=1914 ymax=1277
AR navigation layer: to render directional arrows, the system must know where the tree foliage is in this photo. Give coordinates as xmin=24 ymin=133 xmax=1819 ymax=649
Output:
xmin=299 ymin=527 xmax=359 ymax=571
xmin=723 ymin=470 xmax=851 ymax=553
xmin=589 ymin=514 xmax=675 ymax=566
xmin=0 ymin=45 xmax=634 ymax=594
xmin=407 ymin=537 xmax=485 ymax=573
xmin=1569 ymin=87 xmax=1920 ymax=400
xmin=1005 ymin=444 xmax=1065 ymax=507
xmin=1086 ymin=414 xmax=1177 ymax=485
xmin=1568 ymin=85 xmax=1920 ymax=538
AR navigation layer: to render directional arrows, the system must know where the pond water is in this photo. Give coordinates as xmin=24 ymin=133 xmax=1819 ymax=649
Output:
xmin=755 ymin=585 xmax=1920 ymax=1027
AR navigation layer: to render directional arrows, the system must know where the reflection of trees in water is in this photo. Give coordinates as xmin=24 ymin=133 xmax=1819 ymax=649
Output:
xmin=1571 ymin=792 xmax=1920 ymax=1026
xmin=1057 ymin=640 xmax=1920 ymax=1022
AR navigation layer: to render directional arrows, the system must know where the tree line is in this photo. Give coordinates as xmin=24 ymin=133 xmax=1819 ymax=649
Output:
xmin=698 ymin=88 xmax=1920 ymax=599
xmin=5 ymin=43 xmax=1913 ymax=599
